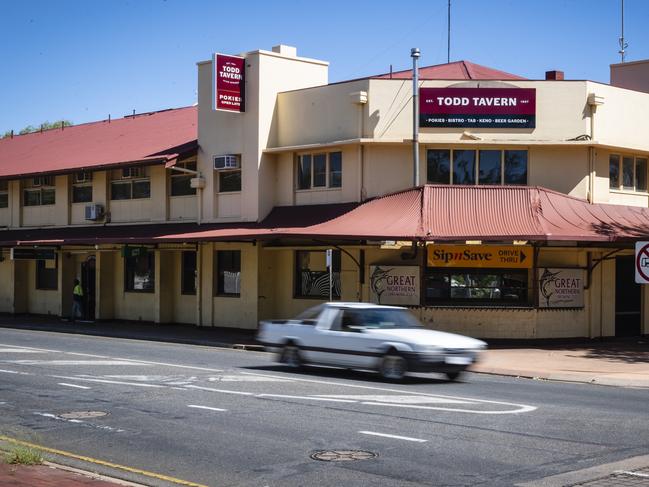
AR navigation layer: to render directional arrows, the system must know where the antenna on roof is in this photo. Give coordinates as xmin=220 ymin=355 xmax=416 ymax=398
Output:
xmin=389 ymin=64 xmax=393 ymax=79
xmin=108 ymin=114 xmax=111 ymax=123
xmin=132 ymin=109 xmax=136 ymax=119
xmin=619 ymin=0 xmax=628 ymax=62
xmin=447 ymin=0 xmax=451 ymax=63
xmin=10 ymin=130 xmax=13 ymax=139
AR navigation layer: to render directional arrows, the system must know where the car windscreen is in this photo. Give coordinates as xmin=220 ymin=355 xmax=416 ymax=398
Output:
xmin=340 ymin=308 xmax=423 ymax=330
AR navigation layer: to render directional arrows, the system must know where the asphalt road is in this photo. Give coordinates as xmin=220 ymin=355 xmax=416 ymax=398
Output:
xmin=0 ymin=328 xmax=647 ymax=487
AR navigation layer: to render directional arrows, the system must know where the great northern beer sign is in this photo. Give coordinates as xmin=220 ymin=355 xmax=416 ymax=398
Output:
xmin=420 ymin=88 xmax=536 ymax=128
xmin=427 ymin=245 xmax=533 ymax=269
xmin=213 ymin=53 xmax=245 ymax=112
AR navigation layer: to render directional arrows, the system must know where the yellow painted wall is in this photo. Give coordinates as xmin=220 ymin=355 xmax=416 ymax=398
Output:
xmin=0 ymin=256 xmax=13 ymax=312
xmin=25 ymin=259 xmax=60 ymax=315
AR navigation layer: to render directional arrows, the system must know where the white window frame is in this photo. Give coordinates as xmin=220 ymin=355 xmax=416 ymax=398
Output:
xmin=71 ymin=172 xmax=93 ymax=204
xmin=609 ymin=153 xmax=649 ymax=194
xmin=23 ymin=177 xmax=56 ymax=207
xmin=110 ymin=166 xmax=151 ymax=200
xmin=0 ymin=180 xmax=8 ymax=209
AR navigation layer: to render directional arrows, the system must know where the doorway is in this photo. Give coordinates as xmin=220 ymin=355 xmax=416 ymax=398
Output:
xmin=81 ymin=256 xmax=96 ymax=321
xmin=615 ymin=256 xmax=641 ymax=337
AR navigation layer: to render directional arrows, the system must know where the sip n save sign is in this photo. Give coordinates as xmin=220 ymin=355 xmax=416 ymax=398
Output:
xmin=635 ymin=242 xmax=649 ymax=284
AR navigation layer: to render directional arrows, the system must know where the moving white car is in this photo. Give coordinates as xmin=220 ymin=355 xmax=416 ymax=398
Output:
xmin=257 ymin=302 xmax=487 ymax=381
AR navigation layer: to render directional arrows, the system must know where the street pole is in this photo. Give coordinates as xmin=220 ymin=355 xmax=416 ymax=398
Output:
xmin=411 ymin=48 xmax=420 ymax=187
xmin=326 ymin=249 xmax=333 ymax=301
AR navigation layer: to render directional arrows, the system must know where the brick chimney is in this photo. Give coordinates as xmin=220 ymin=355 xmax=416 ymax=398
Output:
xmin=545 ymin=70 xmax=564 ymax=80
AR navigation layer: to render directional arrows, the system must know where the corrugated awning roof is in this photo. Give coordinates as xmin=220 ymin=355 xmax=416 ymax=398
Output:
xmin=0 ymin=106 xmax=197 ymax=179
xmin=2 ymin=186 xmax=649 ymax=246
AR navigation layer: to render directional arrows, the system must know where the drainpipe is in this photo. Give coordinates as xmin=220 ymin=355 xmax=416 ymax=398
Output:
xmin=350 ymin=91 xmax=368 ymax=201
xmin=586 ymin=93 xmax=604 ymax=203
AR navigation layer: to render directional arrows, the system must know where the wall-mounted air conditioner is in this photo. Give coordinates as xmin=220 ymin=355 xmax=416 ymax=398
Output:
xmin=122 ymin=166 xmax=143 ymax=179
xmin=74 ymin=171 xmax=93 ymax=183
xmin=85 ymin=203 xmax=104 ymax=221
xmin=214 ymin=155 xmax=240 ymax=171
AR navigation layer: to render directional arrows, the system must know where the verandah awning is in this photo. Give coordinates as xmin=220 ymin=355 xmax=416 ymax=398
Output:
xmin=2 ymin=186 xmax=649 ymax=247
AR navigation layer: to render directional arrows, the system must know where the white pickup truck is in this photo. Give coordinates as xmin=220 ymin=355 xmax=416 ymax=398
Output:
xmin=257 ymin=302 xmax=487 ymax=381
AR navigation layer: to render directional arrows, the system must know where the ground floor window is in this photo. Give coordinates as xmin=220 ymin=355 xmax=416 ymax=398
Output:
xmin=214 ymin=250 xmax=241 ymax=296
xmin=181 ymin=251 xmax=197 ymax=295
xmin=425 ymin=268 xmax=529 ymax=306
xmin=295 ymin=250 xmax=341 ymax=299
xmin=36 ymin=259 xmax=58 ymax=290
xmin=124 ymin=251 xmax=155 ymax=292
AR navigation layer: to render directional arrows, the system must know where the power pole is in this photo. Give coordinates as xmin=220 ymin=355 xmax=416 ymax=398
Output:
xmin=447 ymin=0 xmax=451 ymax=63
xmin=619 ymin=0 xmax=628 ymax=62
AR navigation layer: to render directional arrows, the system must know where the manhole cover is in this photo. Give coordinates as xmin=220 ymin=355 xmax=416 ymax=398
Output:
xmin=60 ymin=411 xmax=108 ymax=419
xmin=310 ymin=450 xmax=377 ymax=462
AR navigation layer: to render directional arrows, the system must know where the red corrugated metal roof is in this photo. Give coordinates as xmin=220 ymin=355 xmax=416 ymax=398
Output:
xmin=0 ymin=106 xmax=197 ymax=178
xmin=373 ymin=60 xmax=526 ymax=80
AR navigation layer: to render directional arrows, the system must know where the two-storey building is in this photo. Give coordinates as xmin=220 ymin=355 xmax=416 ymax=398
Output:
xmin=2 ymin=45 xmax=649 ymax=339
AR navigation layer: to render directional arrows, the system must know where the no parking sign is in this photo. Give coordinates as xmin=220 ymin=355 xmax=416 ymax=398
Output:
xmin=635 ymin=242 xmax=649 ymax=284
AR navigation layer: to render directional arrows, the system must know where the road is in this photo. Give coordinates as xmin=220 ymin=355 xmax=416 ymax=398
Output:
xmin=0 ymin=328 xmax=647 ymax=487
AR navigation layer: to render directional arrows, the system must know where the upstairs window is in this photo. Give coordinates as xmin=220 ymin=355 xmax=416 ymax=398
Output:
xmin=71 ymin=171 xmax=93 ymax=203
xmin=0 ymin=180 xmax=8 ymax=208
xmin=23 ymin=176 xmax=55 ymax=206
xmin=427 ymin=149 xmax=528 ymax=186
xmin=170 ymin=161 xmax=197 ymax=197
xmin=296 ymin=152 xmax=343 ymax=190
xmin=610 ymin=154 xmax=648 ymax=192
xmin=111 ymin=166 xmax=150 ymax=200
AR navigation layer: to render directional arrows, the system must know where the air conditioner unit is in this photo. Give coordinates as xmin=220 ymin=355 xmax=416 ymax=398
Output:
xmin=32 ymin=176 xmax=54 ymax=187
xmin=214 ymin=155 xmax=240 ymax=171
xmin=122 ymin=166 xmax=143 ymax=179
xmin=85 ymin=204 xmax=104 ymax=221
xmin=74 ymin=171 xmax=92 ymax=183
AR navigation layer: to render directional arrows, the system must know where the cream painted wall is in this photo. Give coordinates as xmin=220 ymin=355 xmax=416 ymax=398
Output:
xmin=169 ymin=196 xmax=197 ymax=220
xmin=363 ymin=145 xmax=413 ymax=198
xmin=111 ymin=253 xmax=155 ymax=322
xmin=588 ymin=81 xmax=649 ymax=152
xmin=25 ymin=259 xmax=60 ymax=315
xmin=0 ymin=208 xmax=10 ymax=227
xmin=0 ymin=256 xmax=13 ymax=312
xmin=528 ymin=147 xmax=589 ymax=197
xmin=22 ymin=175 xmax=69 ymax=227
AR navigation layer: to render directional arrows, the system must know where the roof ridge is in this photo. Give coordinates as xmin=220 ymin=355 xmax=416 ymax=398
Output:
xmin=0 ymin=105 xmax=196 ymax=141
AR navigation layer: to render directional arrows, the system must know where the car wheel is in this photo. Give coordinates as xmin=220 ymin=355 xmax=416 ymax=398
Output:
xmin=380 ymin=353 xmax=407 ymax=381
xmin=281 ymin=343 xmax=303 ymax=369
xmin=445 ymin=371 xmax=463 ymax=382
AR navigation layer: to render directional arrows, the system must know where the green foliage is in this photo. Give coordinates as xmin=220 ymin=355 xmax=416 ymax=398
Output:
xmin=2 ymin=120 xmax=73 ymax=138
xmin=4 ymin=446 xmax=43 ymax=465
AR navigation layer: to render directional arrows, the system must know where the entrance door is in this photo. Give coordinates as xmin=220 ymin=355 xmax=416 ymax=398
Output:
xmin=615 ymin=256 xmax=641 ymax=337
xmin=81 ymin=256 xmax=96 ymax=321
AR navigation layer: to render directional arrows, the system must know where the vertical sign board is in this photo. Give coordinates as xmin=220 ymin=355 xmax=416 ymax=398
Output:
xmin=538 ymin=268 xmax=584 ymax=308
xmin=419 ymin=88 xmax=536 ymax=129
xmin=369 ymin=266 xmax=420 ymax=306
xmin=212 ymin=53 xmax=245 ymax=112
xmin=635 ymin=242 xmax=649 ymax=284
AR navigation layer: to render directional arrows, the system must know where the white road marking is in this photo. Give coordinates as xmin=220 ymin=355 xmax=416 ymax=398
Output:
xmin=239 ymin=371 xmax=537 ymax=414
xmin=52 ymin=376 xmax=165 ymax=388
xmin=615 ymin=471 xmax=649 ymax=478
xmin=0 ymin=348 xmax=44 ymax=353
xmin=207 ymin=375 xmax=290 ymax=382
xmin=359 ymin=431 xmax=427 ymax=443
xmin=360 ymin=401 xmax=537 ymax=415
xmin=257 ymin=394 xmax=358 ymax=403
xmin=0 ymin=368 xmax=32 ymax=376
xmin=4 ymin=360 xmax=147 ymax=366
xmin=187 ymin=405 xmax=227 ymax=412
xmin=316 ymin=395 xmax=471 ymax=404
xmin=0 ymin=343 xmax=59 ymax=353
xmin=58 ymin=383 xmax=91 ymax=390
xmin=34 ymin=412 xmax=125 ymax=432
xmin=185 ymin=385 xmax=253 ymax=396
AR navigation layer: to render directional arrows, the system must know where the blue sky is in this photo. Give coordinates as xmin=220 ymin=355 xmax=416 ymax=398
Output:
xmin=1 ymin=0 xmax=647 ymax=133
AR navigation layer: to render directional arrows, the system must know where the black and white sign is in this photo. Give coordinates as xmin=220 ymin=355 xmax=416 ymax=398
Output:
xmin=635 ymin=242 xmax=649 ymax=284
xmin=538 ymin=268 xmax=584 ymax=308
xmin=369 ymin=266 xmax=420 ymax=306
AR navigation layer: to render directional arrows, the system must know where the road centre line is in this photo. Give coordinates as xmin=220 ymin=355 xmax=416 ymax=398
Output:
xmin=58 ymin=383 xmax=91 ymax=390
xmin=239 ymin=371 xmax=538 ymax=413
xmin=53 ymin=376 xmax=165 ymax=388
xmin=185 ymin=385 xmax=254 ymax=395
xmin=0 ymin=368 xmax=32 ymax=375
xmin=4 ymin=360 xmax=148 ymax=366
xmin=0 ymin=343 xmax=60 ymax=353
xmin=615 ymin=471 xmax=649 ymax=478
xmin=359 ymin=431 xmax=427 ymax=443
xmin=187 ymin=405 xmax=227 ymax=412
xmin=0 ymin=435 xmax=208 ymax=487
xmin=257 ymin=394 xmax=358 ymax=403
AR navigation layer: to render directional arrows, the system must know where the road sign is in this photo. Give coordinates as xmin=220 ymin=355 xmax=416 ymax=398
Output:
xmin=635 ymin=242 xmax=649 ymax=283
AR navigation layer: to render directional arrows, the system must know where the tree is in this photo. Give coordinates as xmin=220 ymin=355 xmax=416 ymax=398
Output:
xmin=2 ymin=120 xmax=73 ymax=138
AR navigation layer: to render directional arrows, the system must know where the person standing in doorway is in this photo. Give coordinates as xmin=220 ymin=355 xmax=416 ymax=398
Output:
xmin=72 ymin=278 xmax=83 ymax=323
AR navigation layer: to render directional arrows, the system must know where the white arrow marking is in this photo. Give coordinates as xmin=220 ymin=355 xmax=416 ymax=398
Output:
xmin=359 ymin=431 xmax=427 ymax=443
xmin=187 ymin=405 xmax=227 ymax=412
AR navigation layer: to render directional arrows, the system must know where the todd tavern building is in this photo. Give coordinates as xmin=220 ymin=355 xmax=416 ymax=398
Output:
xmin=2 ymin=45 xmax=649 ymax=339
